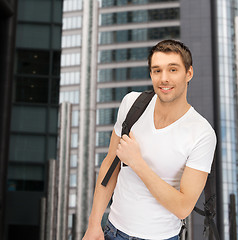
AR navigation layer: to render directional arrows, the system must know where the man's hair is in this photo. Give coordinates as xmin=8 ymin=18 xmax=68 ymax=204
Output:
xmin=148 ymin=39 xmax=193 ymax=72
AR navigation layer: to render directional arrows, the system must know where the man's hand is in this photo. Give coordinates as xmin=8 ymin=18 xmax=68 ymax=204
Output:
xmin=116 ymin=131 xmax=144 ymax=170
xmin=82 ymin=224 xmax=104 ymax=240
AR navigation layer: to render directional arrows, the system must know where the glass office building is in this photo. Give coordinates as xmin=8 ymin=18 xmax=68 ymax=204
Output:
xmin=215 ymin=0 xmax=238 ymax=238
xmin=60 ymin=0 xmax=238 ymax=239
xmin=4 ymin=0 xmax=63 ymax=239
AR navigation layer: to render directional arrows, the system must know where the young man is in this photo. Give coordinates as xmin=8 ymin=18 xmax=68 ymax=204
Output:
xmin=82 ymin=40 xmax=217 ymax=240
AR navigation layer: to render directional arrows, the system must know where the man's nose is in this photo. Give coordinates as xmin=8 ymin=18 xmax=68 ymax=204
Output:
xmin=161 ymin=71 xmax=169 ymax=83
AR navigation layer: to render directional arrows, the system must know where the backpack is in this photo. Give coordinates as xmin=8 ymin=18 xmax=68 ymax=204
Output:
xmin=101 ymin=90 xmax=220 ymax=240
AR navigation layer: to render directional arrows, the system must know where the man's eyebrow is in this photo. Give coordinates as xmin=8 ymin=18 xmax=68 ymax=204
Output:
xmin=168 ymin=63 xmax=181 ymax=67
xmin=151 ymin=63 xmax=181 ymax=68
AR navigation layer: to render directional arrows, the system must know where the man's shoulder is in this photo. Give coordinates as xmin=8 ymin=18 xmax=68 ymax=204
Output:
xmin=120 ymin=91 xmax=142 ymax=110
xmin=188 ymin=107 xmax=216 ymax=136
xmin=123 ymin=91 xmax=141 ymax=103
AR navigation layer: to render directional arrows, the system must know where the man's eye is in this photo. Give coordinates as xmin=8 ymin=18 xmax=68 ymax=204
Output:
xmin=170 ymin=68 xmax=177 ymax=72
xmin=153 ymin=69 xmax=160 ymax=74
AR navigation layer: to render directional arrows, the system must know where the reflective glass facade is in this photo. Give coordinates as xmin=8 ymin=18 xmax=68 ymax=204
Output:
xmin=97 ymin=86 xmax=153 ymax=103
xmin=6 ymin=0 xmax=63 ymax=239
xmin=98 ymin=47 xmax=150 ymax=63
xmin=99 ymin=26 xmax=180 ymax=44
xmin=9 ymin=0 xmax=62 ymax=193
xmin=98 ymin=66 xmax=150 ymax=82
xmin=100 ymin=8 xmax=180 ymax=25
xmin=100 ymin=0 xmax=178 ymax=7
xmin=216 ymin=0 xmax=238 ymax=238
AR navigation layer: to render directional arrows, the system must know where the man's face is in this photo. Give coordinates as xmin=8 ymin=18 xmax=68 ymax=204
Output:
xmin=150 ymin=52 xmax=193 ymax=105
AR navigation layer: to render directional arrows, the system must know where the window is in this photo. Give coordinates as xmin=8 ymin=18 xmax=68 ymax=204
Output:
xmin=7 ymin=164 xmax=44 ymax=192
xmin=70 ymin=173 xmax=77 ymax=187
xmin=100 ymin=0 xmax=178 ymax=7
xmin=96 ymin=108 xmax=118 ymax=125
xmin=11 ymin=106 xmax=46 ymax=133
xmin=69 ymin=194 xmax=76 ymax=207
xmin=63 ymin=16 xmax=82 ymax=30
xmin=59 ymin=91 xmax=79 ymax=104
xmin=61 ymin=71 xmax=80 ymax=85
xmin=51 ymin=78 xmax=60 ymax=104
xmin=63 ymin=0 xmax=82 ymax=12
xmin=70 ymin=154 xmax=78 ymax=167
xmin=9 ymin=135 xmax=45 ymax=163
xmin=98 ymin=47 xmax=149 ymax=63
xmin=14 ymin=77 xmax=48 ymax=103
xmin=100 ymin=8 xmax=179 ymax=25
xmin=18 ymin=0 xmax=51 ymax=22
xmin=99 ymin=27 xmax=180 ymax=45
xmin=71 ymin=133 xmax=78 ymax=148
xmin=16 ymin=50 xmax=49 ymax=75
xmin=53 ymin=51 xmax=61 ymax=76
xmin=97 ymin=66 xmax=149 ymax=82
xmin=61 ymin=53 xmax=80 ymax=66
xmin=96 ymin=131 xmax=112 ymax=147
xmin=97 ymin=86 xmax=153 ymax=103
xmin=72 ymin=110 xmax=79 ymax=126
xmin=95 ymin=153 xmax=107 ymax=167
xmin=16 ymin=24 xmax=50 ymax=49
xmin=62 ymin=34 xmax=81 ymax=48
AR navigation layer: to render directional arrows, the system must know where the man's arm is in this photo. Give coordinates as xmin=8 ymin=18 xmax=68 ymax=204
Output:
xmin=83 ymin=130 xmax=121 ymax=240
xmin=117 ymin=132 xmax=208 ymax=220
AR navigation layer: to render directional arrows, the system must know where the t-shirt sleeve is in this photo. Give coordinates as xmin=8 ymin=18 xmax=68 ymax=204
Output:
xmin=114 ymin=92 xmax=141 ymax=137
xmin=186 ymin=128 xmax=217 ymax=173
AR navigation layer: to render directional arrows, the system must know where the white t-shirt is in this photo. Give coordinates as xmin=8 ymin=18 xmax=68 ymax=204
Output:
xmin=108 ymin=92 xmax=217 ymax=240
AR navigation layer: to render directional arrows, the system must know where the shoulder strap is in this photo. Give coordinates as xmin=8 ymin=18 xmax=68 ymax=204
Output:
xmin=193 ymin=170 xmax=220 ymax=240
xmin=101 ymin=90 xmax=155 ymax=187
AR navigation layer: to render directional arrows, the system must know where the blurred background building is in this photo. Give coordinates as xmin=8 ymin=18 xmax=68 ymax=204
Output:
xmin=60 ymin=0 xmax=238 ymax=240
xmin=0 ymin=0 xmax=238 ymax=239
xmin=0 ymin=0 xmax=63 ymax=239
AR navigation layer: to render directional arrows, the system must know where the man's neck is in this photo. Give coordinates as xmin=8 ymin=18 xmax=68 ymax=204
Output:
xmin=154 ymin=98 xmax=191 ymax=129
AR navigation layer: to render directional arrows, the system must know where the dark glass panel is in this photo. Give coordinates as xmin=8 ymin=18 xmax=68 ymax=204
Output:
xmin=9 ymin=135 xmax=45 ymax=163
xmin=49 ymin=107 xmax=59 ymax=133
xmin=8 ymin=180 xmax=44 ymax=191
xmin=53 ymin=51 xmax=61 ymax=76
xmin=15 ymin=76 xmax=48 ymax=103
xmin=48 ymin=136 xmax=57 ymax=159
xmin=8 ymin=225 xmax=39 ymax=240
xmin=11 ymin=106 xmax=46 ymax=133
xmin=51 ymin=78 xmax=60 ymax=104
xmin=18 ymin=0 xmax=51 ymax=22
xmin=16 ymin=24 xmax=50 ymax=49
xmin=54 ymin=0 xmax=63 ymax=23
xmin=16 ymin=50 xmax=50 ymax=75
xmin=7 ymin=164 xmax=44 ymax=192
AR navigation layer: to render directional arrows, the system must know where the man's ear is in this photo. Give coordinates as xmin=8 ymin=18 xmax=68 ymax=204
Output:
xmin=186 ymin=66 xmax=193 ymax=83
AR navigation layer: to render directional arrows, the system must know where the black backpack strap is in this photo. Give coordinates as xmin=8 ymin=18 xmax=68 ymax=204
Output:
xmin=179 ymin=219 xmax=188 ymax=240
xmin=101 ymin=90 xmax=155 ymax=187
xmin=193 ymin=174 xmax=220 ymax=240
